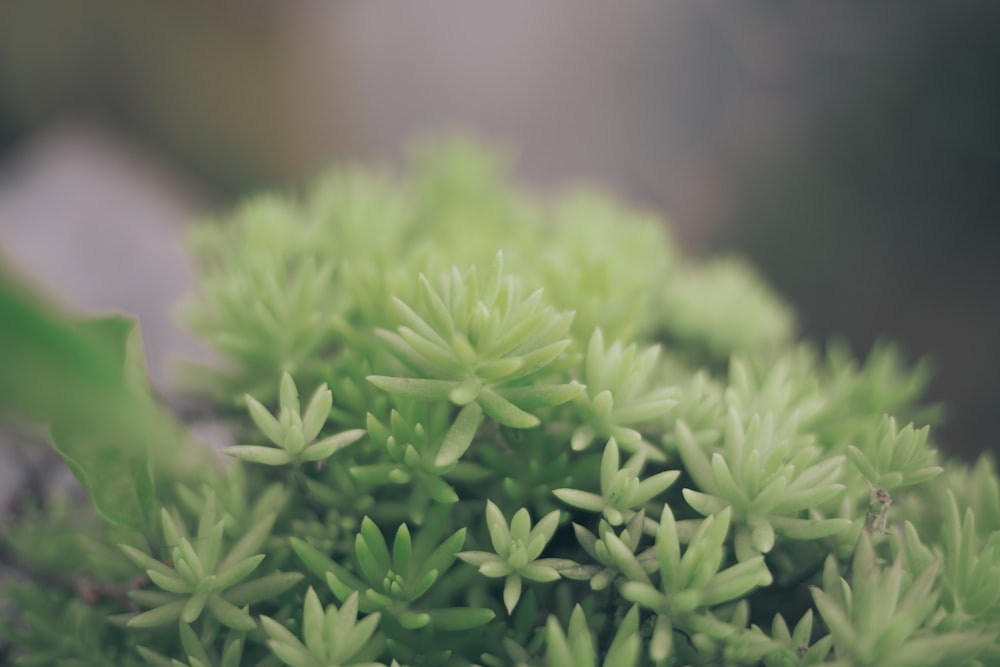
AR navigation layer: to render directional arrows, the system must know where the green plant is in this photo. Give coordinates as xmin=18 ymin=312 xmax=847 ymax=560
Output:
xmin=2 ymin=139 xmax=998 ymax=666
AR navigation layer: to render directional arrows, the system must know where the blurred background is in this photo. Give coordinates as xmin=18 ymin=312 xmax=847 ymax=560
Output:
xmin=0 ymin=0 xmax=997 ymax=459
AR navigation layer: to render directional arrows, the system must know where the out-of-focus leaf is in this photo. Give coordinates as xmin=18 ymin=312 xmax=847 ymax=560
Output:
xmin=0 ymin=266 xmax=207 ymax=530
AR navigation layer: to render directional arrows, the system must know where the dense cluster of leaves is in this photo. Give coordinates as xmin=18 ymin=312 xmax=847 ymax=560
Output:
xmin=2 ymin=141 xmax=998 ymax=666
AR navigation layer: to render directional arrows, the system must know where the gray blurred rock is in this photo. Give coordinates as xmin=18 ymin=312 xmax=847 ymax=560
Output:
xmin=0 ymin=119 xmax=212 ymax=392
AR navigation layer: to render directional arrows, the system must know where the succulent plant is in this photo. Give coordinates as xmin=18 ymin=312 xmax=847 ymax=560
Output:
xmin=1 ymin=140 xmax=997 ymax=666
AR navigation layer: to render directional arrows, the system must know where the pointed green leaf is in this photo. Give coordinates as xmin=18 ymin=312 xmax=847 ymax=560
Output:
xmin=654 ymin=507 xmax=682 ymax=593
xmin=847 ymin=445 xmax=879 ymax=484
xmin=135 ymin=646 xmax=175 ymax=667
xmin=147 ymin=569 xmax=191 ymax=594
xmin=545 ymin=616 xmax=574 ymax=667
xmin=279 ymin=372 xmax=299 ymax=414
xmin=478 ymin=387 xmax=540 ymax=428
xmin=302 ymin=384 xmax=333 ymax=442
xmin=291 ymin=537 xmax=364 ymax=592
xmin=527 ymin=510 xmax=562 ymax=558
xmin=220 ymin=631 xmax=246 ymax=667
xmin=179 ymin=622 xmax=212 ymax=666
xmin=456 ymin=551 xmax=497 ymax=567
xmin=366 ymin=376 xmax=457 ymax=401
xmin=222 ymin=445 xmax=291 ymax=466
xmin=700 ymin=556 xmax=769 ymax=605
xmin=711 ymin=452 xmax=748 ymax=506
xmin=633 ymin=470 xmax=681 ymax=506
xmin=675 ymin=420 xmax=716 ymax=492
xmin=302 ymin=587 xmax=326 ymax=658
xmin=553 ymin=488 xmax=605 ymax=513
xmin=621 ymin=581 xmax=666 ymax=614
xmin=119 ymin=544 xmax=177 ymax=579
xmin=398 ymin=611 xmax=431 ymax=629
xmin=494 ymin=382 xmax=585 ymax=409
xmin=302 ymin=429 xmax=366 ymax=461
xmin=600 ymin=439 xmax=621 ymax=494
xmin=503 ymin=575 xmax=523 ymax=614
xmin=510 ymin=508 xmax=532 ymax=543
xmin=771 ymin=483 xmax=844 ymax=514
xmin=222 ymin=512 xmax=276 ymax=570
xmin=127 ymin=599 xmax=187 ymax=628
xmin=486 ymin=500 xmax=511 ymax=554
xmin=224 ymin=572 xmax=304 ymax=607
xmin=770 ymin=516 xmax=852 ymax=540
xmin=393 ymin=523 xmax=413 ymax=573
xmin=434 ymin=402 xmax=484 ymax=468
xmin=215 ymin=554 xmax=265 ymax=591
xmin=649 ymin=614 xmax=673 ymax=662
xmin=206 ymin=595 xmax=256 ymax=631
xmin=603 ymin=531 xmax=651 ymax=584
xmin=360 ymin=516 xmax=391 ymax=573
xmin=181 ymin=592 xmax=209 ymax=623
xmin=682 ymin=489 xmax=729 ymax=517
xmin=246 ymin=394 xmax=284 ymax=445
xmin=266 ymin=637 xmax=314 ymax=667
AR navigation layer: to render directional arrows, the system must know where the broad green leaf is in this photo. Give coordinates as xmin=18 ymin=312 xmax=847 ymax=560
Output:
xmin=0 ymin=270 xmax=209 ymax=531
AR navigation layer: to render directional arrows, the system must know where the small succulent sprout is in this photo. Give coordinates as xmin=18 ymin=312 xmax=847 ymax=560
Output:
xmin=890 ymin=520 xmax=937 ymax=578
xmin=175 ymin=463 xmax=292 ymax=541
xmin=760 ymin=610 xmax=834 ymax=667
xmin=225 ymin=372 xmax=366 ymax=466
xmin=545 ymin=604 xmax=642 ymax=667
xmin=956 ymin=456 xmax=1000 ymax=534
xmin=260 ymin=589 xmax=386 ymax=667
xmin=847 ymin=414 xmax=943 ymax=490
xmin=670 ymin=599 xmax=779 ymax=666
xmin=476 ymin=426 xmax=573 ymax=513
xmin=621 ymin=505 xmax=771 ymax=662
xmin=677 ymin=408 xmax=850 ymax=556
xmin=137 ymin=624 xmax=247 ymax=667
xmin=563 ymin=511 xmax=656 ymax=591
xmin=352 ymin=402 xmax=485 ymax=509
xmin=324 ymin=516 xmax=493 ymax=632
xmin=723 ymin=352 xmax=827 ymax=440
xmin=659 ymin=257 xmax=795 ymax=358
xmin=184 ymin=199 xmax=342 ymax=405
xmin=119 ymin=493 xmax=302 ymax=630
xmin=717 ymin=620 xmax=783 ymax=666
xmin=810 ymin=533 xmax=992 ymax=667
xmin=367 ymin=252 xmax=583 ymax=428
xmin=458 ymin=501 xmax=573 ymax=613
xmin=938 ymin=490 xmax=1000 ymax=621
xmin=570 ymin=329 xmax=677 ymax=456
xmin=661 ymin=369 xmax=726 ymax=452
xmin=553 ymin=438 xmax=680 ymax=526
xmin=538 ymin=192 xmax=676 ymax=343
xmin=0 ymin=594 xmax=128 ymax=667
